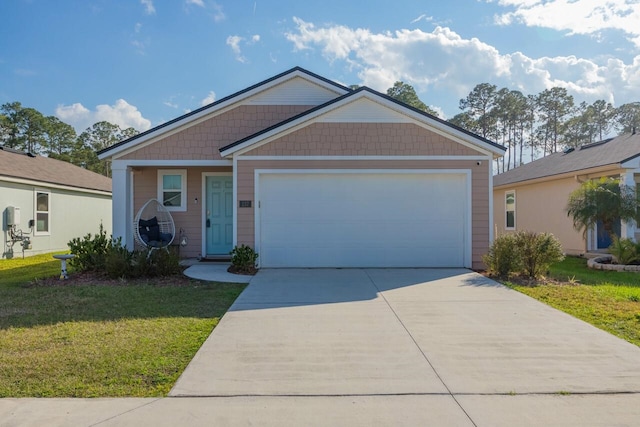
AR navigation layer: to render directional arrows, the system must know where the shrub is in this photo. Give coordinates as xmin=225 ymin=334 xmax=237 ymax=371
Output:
xmin=104 ymin=243 xmax=133 ymax=279
xmin=609 ymin=237 xmax=640 ymax=265
xmin=68 ymin=223 xmax=114 ymax=272
xmin=515 ymin=231 xmax=564 ymax=278
xmin=69 ymin=225 xmax=182 ymax=279
xmin=483 ymin=234 xmax=521 ymax=277
xmin=230 ymin=244 xmax=259 ymax=273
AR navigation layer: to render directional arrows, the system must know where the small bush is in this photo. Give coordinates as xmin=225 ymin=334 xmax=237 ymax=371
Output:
xmin=105 ymin=244 xmax=133 ymax=279
xmin=230 ymin=244 xmax=259 ymax=274
xmin=483 ymin=234 xmax=521 ymax=277
xmin=68 ymin=223 xmax=114 ymax=272
xmin=609 ymin=237 xmax=640 ymax=265
xmin=69 ymin=225 xmax=182 ymax=279
xmin=515 ymin=231 xmax=564 ymax=278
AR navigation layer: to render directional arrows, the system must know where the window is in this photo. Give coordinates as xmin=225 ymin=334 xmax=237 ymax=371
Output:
xmin=35 ymin=190 xmax=50 ymax=234
xmin=158 ymin=170 xmax=187 ymax=211
xmin=505 ymin=191 xmax=515 ymax=230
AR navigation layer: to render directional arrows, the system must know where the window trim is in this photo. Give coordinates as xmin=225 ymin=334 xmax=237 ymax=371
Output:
xmin=34 ymin=189 xmax=51 ymax=236
xmin=505 ymin=190 xmax=516 ymax=230
xmin=157 ymin=169 xmax=187 ymax=212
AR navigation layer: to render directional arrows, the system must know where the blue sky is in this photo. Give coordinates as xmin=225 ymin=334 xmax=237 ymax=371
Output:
xmin=2 ymin=0 xmax=640 ymax=133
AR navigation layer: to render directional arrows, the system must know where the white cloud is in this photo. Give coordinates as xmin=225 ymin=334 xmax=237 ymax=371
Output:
xmin=55 ymin=99 xmax=152 ymax=132
xmin=211 ymin=2 xmax=225 ymax=22
xmin=226 ymin=35 xmax=246 ymax=63
xmin=251 ymin=34 xmax=260 ymax=43
xmin=185 ymin=0 xmax=205 ymax=6
xmin=140 ymin=0 xmax=155 ymax=15
xmin=284 ymin=17 xmax=640 ymax=113
xmin=489 ymin=0 xmax=640 ymax=47
xmin=200 ymin=91 xmax=216 ymax=106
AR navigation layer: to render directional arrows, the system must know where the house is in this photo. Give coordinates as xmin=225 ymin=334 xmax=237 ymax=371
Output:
xmin=493 ymin=133 xmax=640 ymax=255
xmin=98 ymin=67 xmax=505 ymax=269
xmin=1 ymin=146 xmax=112 ymax=258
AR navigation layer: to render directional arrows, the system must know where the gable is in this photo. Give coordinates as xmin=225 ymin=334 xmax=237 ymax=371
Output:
xmin=222 ymin=92 xmax=504 ymax=158
xmin=98 ymin=67 xmax=350 ymax=161
xmin=246 ymin=76 xmax=342 ymax=106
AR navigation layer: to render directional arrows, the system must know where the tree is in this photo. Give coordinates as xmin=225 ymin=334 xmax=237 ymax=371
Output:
xmin=76 ymin=121 xmax=139 ymax=176
xmin=0 ymin=102 xmax=48 ymax=153
xmin=615 ymin=102 xmax=640 ymax=134
xmin=459 ymin=83 xmax=498 ymax=139
xmin=386 ymin=81 xmax=439 ymax=116
xmin=44 ymin=116 xmax=77 ymax=162
xmin=535 ymin=87 xmax=574 ymax=155
xmin=566 ymin=177 xmax=638 ymax=243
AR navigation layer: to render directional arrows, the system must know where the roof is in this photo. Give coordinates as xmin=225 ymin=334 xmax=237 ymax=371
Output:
xmin=493 ymin=133 xmax=640 ymax=187
xmin=0 ymin=146 xmax=112 ymax=193
xmin=219 ymin=86 xmax=507 ymax=156
xmin=97 ymin=66 xmax=351 ymax=159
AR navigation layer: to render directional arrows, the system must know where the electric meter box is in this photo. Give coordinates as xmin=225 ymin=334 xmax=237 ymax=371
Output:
xmin=6 ymin=206 xmax=21 ymax=227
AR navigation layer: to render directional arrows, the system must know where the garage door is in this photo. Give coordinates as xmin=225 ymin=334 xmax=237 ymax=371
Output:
xmin=257 ymin=171 xmax=469 ymax=268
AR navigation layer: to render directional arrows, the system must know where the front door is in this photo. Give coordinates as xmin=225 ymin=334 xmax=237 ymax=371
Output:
xmin=206 ymin=175 xmax=233 ymax=255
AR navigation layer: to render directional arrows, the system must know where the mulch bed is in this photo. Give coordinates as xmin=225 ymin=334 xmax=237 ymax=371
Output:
xmin=28 ymin=271 xmax=196 ymax=288
xmin=227 ymin=265 xmax=258 ymax=275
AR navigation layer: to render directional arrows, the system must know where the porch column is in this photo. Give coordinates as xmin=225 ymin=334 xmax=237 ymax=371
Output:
xmin=111 ymin=161 xmax=133 ymax=250
xmin=620 ymin=170 xmax=637 ymax=240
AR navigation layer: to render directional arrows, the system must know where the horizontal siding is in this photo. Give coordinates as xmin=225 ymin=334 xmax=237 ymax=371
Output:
xmin=246 ymin=77 xmax=341 ymax=105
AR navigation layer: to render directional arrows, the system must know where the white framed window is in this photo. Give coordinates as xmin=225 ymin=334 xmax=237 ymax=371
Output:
xmin=505 ymin=190 xmax=516 ymax=230
xmin=34 ymin=190 xmax=50 ymax=235
xmin=158 ymin=169 xmax=187 ymax=212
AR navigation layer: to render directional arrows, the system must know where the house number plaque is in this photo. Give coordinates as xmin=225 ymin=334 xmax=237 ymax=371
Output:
xmin=239 ymin=200 xmax=252 ymax=208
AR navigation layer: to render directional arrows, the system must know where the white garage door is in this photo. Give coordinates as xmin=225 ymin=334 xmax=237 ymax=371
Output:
xmin=257 ymin=171 xmax=469 ymax=268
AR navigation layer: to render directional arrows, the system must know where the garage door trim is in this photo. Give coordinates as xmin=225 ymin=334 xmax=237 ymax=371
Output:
xmin=254 ymin=169 xmax=472 ymax=268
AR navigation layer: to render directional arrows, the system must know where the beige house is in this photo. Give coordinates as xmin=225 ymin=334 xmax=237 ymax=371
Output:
xmin=493 ymin=133 xmax=640 ymax=255
xmin=98 ymin=67 xmax=505 ymax=269
xmin=1 ymin=146 xmax=112 ymax=258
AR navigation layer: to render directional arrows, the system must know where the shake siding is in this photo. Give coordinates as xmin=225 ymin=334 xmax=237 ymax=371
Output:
xmin=247 ymin=123 xmax=480 ymax=156
xmin=237 ymin=159 xmax=489 ymax=270
xmin=120 ymin=105 xmax=313 ymax=161
xmin=133 ymin=166 xmax=231 ymax=258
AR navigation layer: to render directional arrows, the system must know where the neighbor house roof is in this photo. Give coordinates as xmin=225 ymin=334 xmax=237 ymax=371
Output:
xmin=493 ymin=133 xmax=640 ymax=187
xmin=0 ymin=146 xmax=112 ymax=193
xmin=219 ymin=86 xmax=507 ymax=157
xmin=97 ymin=66 xmax=351 ymax=160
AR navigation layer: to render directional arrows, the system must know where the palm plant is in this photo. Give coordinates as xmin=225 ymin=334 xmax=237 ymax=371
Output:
xmin=566 ymin=177 xmax=638 ymax=242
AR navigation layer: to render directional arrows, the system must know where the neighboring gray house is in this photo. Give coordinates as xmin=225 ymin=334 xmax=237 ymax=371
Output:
xmin=1 ymin=146 xmax=112 ymax=258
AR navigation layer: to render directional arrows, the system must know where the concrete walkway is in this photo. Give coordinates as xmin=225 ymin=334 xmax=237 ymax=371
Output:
xmin=2 ymin=268 xmax=640 ymax=426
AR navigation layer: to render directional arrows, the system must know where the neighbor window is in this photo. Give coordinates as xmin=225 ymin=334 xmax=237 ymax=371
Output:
xmin=505 ymin=191 xmax=516 ymax=230
xmin=157 ymin=170 xmax=187 ymax=211
xmin=35 ymin=190 xmax=50 ymax=234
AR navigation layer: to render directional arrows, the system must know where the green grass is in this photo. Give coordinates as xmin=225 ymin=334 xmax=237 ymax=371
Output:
xmin=506 ymin=256 xmax=640 ymax=347
xmin=0 ymin=253 xmax=245 ymax=397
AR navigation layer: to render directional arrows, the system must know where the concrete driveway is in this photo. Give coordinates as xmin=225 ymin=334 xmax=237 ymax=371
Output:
xmin=5 ymin=268 xmax=640 ymax=426
xmin=167 ymin=268 xmax=640 ymax=425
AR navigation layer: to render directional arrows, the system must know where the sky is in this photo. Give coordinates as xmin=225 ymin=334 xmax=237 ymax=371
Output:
xmin=2 ymin=0 xmax=640 ymax=134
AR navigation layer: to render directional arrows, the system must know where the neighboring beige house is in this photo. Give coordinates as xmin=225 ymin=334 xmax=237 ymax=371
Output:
xmin=98 ymin=67 xmax=505 ymax=269
xmin=493 ymin=133 xmax=640 ymax=255
xmin=1 ymin=146 xmax=112 ymax=258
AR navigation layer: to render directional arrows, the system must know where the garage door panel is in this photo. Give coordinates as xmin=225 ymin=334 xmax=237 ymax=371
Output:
xmin=258 ymin=172 xmax=468 ymax=268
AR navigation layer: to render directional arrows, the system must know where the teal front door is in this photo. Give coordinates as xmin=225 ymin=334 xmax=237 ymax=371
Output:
xmin=206 ymin=175 xmax=233 ymax=255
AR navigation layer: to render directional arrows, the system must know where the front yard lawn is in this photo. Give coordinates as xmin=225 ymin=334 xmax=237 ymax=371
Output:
xmin=0 ymin=253 xmax=245 ymax=397
xmin=505 ymin=256 xmax=640 ymax=347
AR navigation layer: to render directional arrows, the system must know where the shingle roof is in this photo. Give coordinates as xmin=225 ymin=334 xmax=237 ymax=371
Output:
xmin=493 ymin=133 xmax=640 ymax=187
xmin=0 ymin=147 xmax=112 ymax=193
